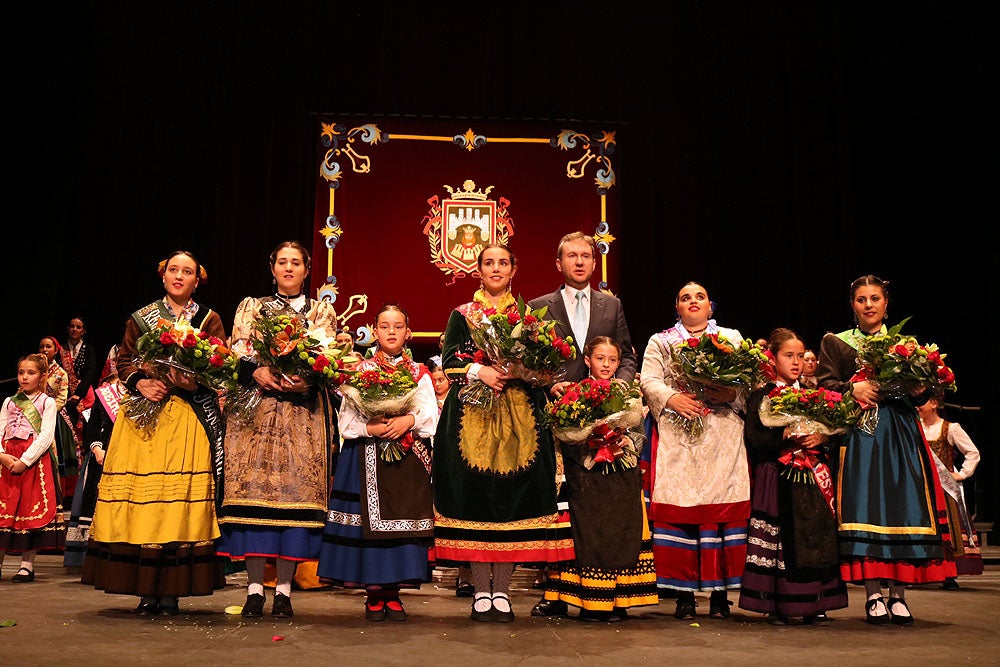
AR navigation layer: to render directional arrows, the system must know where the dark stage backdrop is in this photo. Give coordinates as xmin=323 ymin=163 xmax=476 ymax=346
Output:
xmin=6 ymin=3 xmax=992 ymax=521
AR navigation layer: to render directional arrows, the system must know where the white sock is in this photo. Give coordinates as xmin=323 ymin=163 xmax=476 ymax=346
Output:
xmin=20 ymin=551 xmax=36 ymax=572
xmin=888 ymin=583 xmax=910 ymax=616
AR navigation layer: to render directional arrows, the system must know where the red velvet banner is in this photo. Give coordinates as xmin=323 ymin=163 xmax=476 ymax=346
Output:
xmin=311 ymin=116 xmax=621 ymax=354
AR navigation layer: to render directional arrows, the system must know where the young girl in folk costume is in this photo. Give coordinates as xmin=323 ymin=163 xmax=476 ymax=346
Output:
xmin=82 ymin=251 xmax=227 ymax=616
xmin=542 ymin=336 xmax=659 ymax=622
xmin=217 ymin=241 xmax=341 ymax=619
xmin=0 ymin=354 xmax=65 ymax=581
xmin=318 ymin=304 xmax=439 ymax=621
xmin=433 ymin=245 xmax=574 ymax=623
xmin=738 ymin=328 xmax=848 ymax=625
xmin=917 ymin=392 xmax=983 ymax=588
xmin=38 ymin=335 xmax=81 ymax=498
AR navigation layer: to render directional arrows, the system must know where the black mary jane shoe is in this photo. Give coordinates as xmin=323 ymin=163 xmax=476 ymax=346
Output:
xmin=490 ymin=594 xmax=515 ymax=622
xmin=271 ymin=593 xmax=294 ymax=618
xmin=864 ymin=597 xmax=891 ymax=626
xmin=530 ymin=599 xmax=568 ymax=617
xmin=11 ymin=567 xmax=35 ymax=583
xmin=242 ymin=593 xmax=265 ymax=618
xmin=135 ymin=598 xmax=160 ymax=616
xmin=455 ymin=578 xmax=474 ymax=598
xmin=470 ymin=596 xmax=494 ymax=622
xmin=887 ymin=597 xmax=915 ymax=626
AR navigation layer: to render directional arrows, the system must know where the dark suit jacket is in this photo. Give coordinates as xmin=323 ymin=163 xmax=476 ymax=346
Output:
xmin=528 ymin=286 xmax=637 ymax=383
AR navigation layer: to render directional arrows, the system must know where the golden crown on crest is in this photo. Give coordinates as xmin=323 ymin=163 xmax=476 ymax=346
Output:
xmin=443 ymin=180 xmax=493 ymax=202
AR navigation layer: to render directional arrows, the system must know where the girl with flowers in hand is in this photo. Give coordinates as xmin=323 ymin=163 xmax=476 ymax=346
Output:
xmin=639 ymin=281 xmax=750 ymax=621
xmin=318 ymin=303 xmax=439 ymax=622
xmin=434 ymin=245 xmax=575 ymax=622
xmin=82 ymin=251 xmax=227 ymax=617
xmin=540 ymin=336 xmax=659 ymax=622
xmin=217 ymin=241 xmax=342 ymax=619
xmin=817 ymin=275 xmax=955 ymax=626
xmin=738 ymin=328 xmax=848 ymax=625
xmin=0 ymin=354 xmax=64 ymax=582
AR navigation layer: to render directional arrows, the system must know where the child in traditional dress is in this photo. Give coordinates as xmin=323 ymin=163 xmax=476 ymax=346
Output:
xmin=0 ymin=354 xmax=65 ymax=581
xmin=541 ymin=336 xmax=658 ymax=621
xmin=738 ymin=328 xmax=848 ymax=624
xmin=318 ymin=304 xmax=439 ymax=621
xmin=917 ymin=393 xmax=983 ymax=588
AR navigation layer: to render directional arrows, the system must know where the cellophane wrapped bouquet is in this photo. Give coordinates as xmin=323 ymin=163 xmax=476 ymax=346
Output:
xmin=122 ymin=317 xmax=239 ymax=434
xmin=547 ymin=378 xmax=645 ymax=473
xmin=339 ymin=361 xmax=420 ymax=462
xmin=225 ymin=312 xmax=358 ymax=424
xmin=760 ymin=385 xmax=859 ymax=438
xmin=666 ymin=333 xmax=770 ymax=437
xmin=459 ymin=295 xmax=576 ymax=410
xmin=851 ymin=316 xmax=957 ymax=433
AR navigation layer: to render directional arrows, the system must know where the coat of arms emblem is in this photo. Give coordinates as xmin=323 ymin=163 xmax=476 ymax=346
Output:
xmin=422 ymin=180 xmax=514 ymax=282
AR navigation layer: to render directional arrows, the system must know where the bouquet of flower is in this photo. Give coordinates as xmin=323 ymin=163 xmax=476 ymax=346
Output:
xmin=122 ymin=317 xmax=239 ymax=435
xmin=460 ymin=295 xmax=576 ymax=409
xmin=251 ymin=312 xmax=357 ymax=388
xmin=339 ymin=363 xmax=420 ymax=462
xmin=666 ymin=333 xmax=770 ymax=437
xmin=759 ymin=385 xmax=859 ymax=437
xmin=547 ymin=378 xmax=645 ymax=472
xmin=851 ymin=316 xmax=957 ymax=433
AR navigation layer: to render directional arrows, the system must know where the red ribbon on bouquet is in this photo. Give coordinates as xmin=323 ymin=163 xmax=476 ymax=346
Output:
xmin=589 ymin=423 xmax=625 ymax=464
xmin=778 ymin=445 xmax=836 ymax=516
xmin=398 ymin=431 xmax=414 ymax=454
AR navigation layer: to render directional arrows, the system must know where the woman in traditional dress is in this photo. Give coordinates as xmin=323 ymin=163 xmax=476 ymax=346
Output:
xmin=640 ymin=281 xmax=750 ymax=621
xmin=817 ymin=274 xmax=954 ymax=625
xmin=60 ymin=316 xmax=98 ymax=444
xmin=433 ymin=244 xmax=575 ymax=622
xmin=81 ymin=250 xmax=227 ymax=616
xmin=216 ymin=241 xmax=340 ymax=619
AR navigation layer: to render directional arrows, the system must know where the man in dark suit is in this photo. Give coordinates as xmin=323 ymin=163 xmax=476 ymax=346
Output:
xmin=528 ymin=231 xmax=636 ymax=393
xmin=527 ymin=231 xmax=637 ymax=619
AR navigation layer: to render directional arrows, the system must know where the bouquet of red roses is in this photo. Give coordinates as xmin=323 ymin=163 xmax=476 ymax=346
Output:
xmin=666 ymin=333 xmax=770 ymax=437
xmin=759 ymin=385 xmax=859 ymax=437
xmin=122 ymin=317 xmax=239 ymax=434
xmin=547 ymin=378 xmax=645 ymax=472
xmin=339 ymin=362 xmax=420 ymax=462
xmin=460 ymin=295 xmax=576 ymax=409
xmin=852 ymin=316 xmax=957 ymax=433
